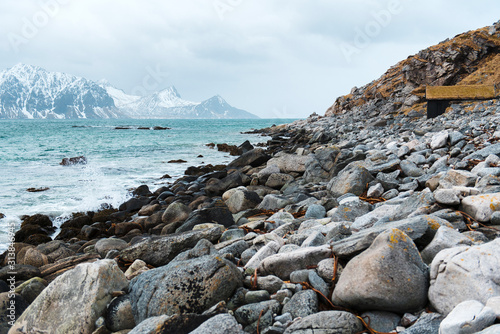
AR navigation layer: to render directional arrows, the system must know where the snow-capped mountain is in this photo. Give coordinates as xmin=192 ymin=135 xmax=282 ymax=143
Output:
xmin=0 ymin=64 xmax=258 ymax=119
xmin=0 ymin=64 xmax=122 ymax=119
xmin=101 ymin=83 xmax=258 ymax=119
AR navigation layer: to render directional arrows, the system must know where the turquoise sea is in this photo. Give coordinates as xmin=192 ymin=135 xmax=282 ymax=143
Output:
xmin=0 ymin=119 xmax=295 ymax=251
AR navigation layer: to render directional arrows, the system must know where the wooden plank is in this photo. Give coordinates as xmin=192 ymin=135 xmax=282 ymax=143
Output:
xmin=426 ymin=85 xmax=496 ymax=100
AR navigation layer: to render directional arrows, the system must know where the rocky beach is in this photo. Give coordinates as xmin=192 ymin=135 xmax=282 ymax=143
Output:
xmin=3 ymin=22 xmax=500 ymax=334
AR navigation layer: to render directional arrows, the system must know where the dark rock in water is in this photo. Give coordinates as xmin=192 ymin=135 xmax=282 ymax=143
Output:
xmin=168 ymin=159 xmax=188 ymax=163
xmin=185 ymin=164 xmax=226 ymax=176
xmin=217 ymin=143 xmax=241 ymax=156
xmin=177 ymin=200 xmax=234 ymax=233
xmin=115 ymin=126 xmax=131 ymax=129
xmin=153 ymin=126 xmax=171 ymax=130
xmin=21 ymin=214 xmax=53 ymax=229
xmin=60 ymin=215 xmax=92 ymax=229
xmin=0 ymin=264 xmax=40 ymax=281
xmin=238 ymin=140 xmax=254 ymax=154
xmin=0 ymin=213 xmax=4 ymax=219
xmin=228 ymin=148 xmax=270 ymax=168
xmin=0 ymin=293 xmax=29 ymax=334
xmin=15 ymin=225 xmax=49 ymax=243
xmin=26 ymin=187 xmax=50 ymax=192
xmin=105 ymin=295 xmax=136 ymax=332
xmin=119 ymin=227 xmax=222 ymax=267
xmin=60 ymin=156 xmax=87 ymax=166
xmin=160 ymin=173 xmax=172 ymax=179
xmin=129 ymin=254 xmax=242 ymax=323
xmin=138 ymin=127 xmax=150 ymax=130
xmin=132 ymin=184 xmax=152 ymax=197
xmin=197 ymin=154 xmax=204 ymax=158
xmin=206 ymin=143 xmax=216 ymax=149
xmin=92 ymin=208 xmax=118 ymax=223
xmin=119 ymin=197 xmax=151 ymax=213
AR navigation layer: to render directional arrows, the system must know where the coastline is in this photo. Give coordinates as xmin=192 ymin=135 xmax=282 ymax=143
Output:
xmin=2 ymin=102 xmax=500 ymax=333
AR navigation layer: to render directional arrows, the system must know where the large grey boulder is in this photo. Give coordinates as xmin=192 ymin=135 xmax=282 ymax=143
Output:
xmin=267 ymin=153 xmax=309 ymax=173
xmin=118 ymin=227 xmax=222 ymax=267
xmin=224 ymin=187 xmax=261 ymax=213
xmin=327 ymin=163 xmax=374 ymax=198
xmin=95 ymin=238 xmax=128 ymax=258
xmin=188 ymin=314 xmax=244 ymax=334
xmin=439 ymin=300 xmax=496 ymax=334
xmin=9 ymin=260 xmax=128 ymax=334
xmin=129 ymin=255 xmax=242 ymax=323
xmin=258 ymin=246 xmax=332 ymax=280
xmin=177 ymin=201 xmax=234 ymax=232
xmin=162 ymin=201 xmax=192 ymax=224
xmin=332 ymin=229 xmax=429 ymax=313
xmin=329 ymin=197 xmax=372 ymax=222
xmin=428 ymin=239 xmax=500 ymax=315
xmin=283 ymin=311 xmax=363 ymax=334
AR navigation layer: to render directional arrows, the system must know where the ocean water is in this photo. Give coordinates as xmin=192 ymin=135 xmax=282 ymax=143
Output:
xmin=0 ymin=119 xmax=295 ymax=251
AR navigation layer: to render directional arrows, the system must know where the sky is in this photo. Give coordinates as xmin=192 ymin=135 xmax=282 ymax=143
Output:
xmin=0 ymin=1 xmax=499 ymax=118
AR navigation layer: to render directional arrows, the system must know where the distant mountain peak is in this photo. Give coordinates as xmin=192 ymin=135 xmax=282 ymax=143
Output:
xmin=0 ymin=64 xmax=258 ymax=119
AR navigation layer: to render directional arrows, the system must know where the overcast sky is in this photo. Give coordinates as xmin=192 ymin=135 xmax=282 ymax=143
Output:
xmin=0 ymin=1 xmax=499 ymax=118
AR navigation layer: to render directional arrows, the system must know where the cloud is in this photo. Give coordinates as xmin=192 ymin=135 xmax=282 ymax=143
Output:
xmin=1 ymin=0 xmax=499 ymax=118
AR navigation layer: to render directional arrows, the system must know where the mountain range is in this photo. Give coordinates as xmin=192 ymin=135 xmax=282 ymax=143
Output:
xmin=0 ymin=64 xmax=258 ymax=119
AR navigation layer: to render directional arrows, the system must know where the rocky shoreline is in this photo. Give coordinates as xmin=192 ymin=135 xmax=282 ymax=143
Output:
xmin=3 ymin=21 xmax=500 ymax=334
xmin=1 ymin=98 xmax=500 ymax=334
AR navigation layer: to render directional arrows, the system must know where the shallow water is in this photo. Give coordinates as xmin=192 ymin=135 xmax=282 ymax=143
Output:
xmin=0 ymin=118 xmax=295 ymax=251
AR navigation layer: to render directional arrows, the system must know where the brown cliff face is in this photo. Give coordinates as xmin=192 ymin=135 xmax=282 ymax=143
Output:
xmin=326 ymin=20 xmax=500 ymax=117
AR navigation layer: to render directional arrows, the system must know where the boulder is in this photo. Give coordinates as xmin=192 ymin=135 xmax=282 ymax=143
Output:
xmin=430 ymin=131 xmax=449 ymax=149
xmin=359 ymin=311 xmax=401 ymax=333
xmin=439 ymin=300 xmax=496 ymax=334
xmin=257 ymin=194 xmax=293 ymax=211
xmin=162 ymin=202 xmax=192 ymax=224
xmin=189 ymin=313 xmax=244 ymax=334
xmin=461 ymin=193 xmax=500 ymax=222
xmin=267 ymin=153 xmax=309 ymax=173
xmin=21 ymin=214 xmax=53 ymax=229
xmin=329 ymin=197 xmax=372 ymax=222
xmin=60 ymin=156 xmax=87 ymax=166
xmin=16 ymin=277 xmax=47 ymax=304
xmin=283 ymin=311 xmax=363 ymax=334
xmin=95 ymin=238 xmax=128 ymax=258
xmin=327 ymin=163 xmax=374 ymax=198
xmin=258 ymin=246 xmax=332 ymax=280
xmin=224 ymin=188 xmax=261 ymax=213
xmin=205 ymin=172 xmax=244 ymax=196
xmin=129 ymin=255 xmax=242 ymax=323
xmin=400 ymin=312 xmax=443 ymax=334
xmin=265 ymin=173 xmax=294 ymax=189
xmin=234 ymin=300 xmax=280 ymax=331
xmin=177 ymin=201 xmax=234 ymax=233
xmin=118 ymin=227 xmax=222 ymax=267
xmin=0 ymin=293 xmax=28 ymax=334
xmin=332 ymin=229 xmax=429 ymax=313
xmin=428 ymin=239 xmax=500 ymax=315
xmin=282 ymin=289 xmax=318 ymax=319
xmin=9 ymin=260 xmax=128 ymax=334
xmin=105 ymin=295 xmax=136 ymax=332
xmin=420 ymin=226 xmax=473 ymax=264
xmin=227 ymin=148 xmax=270 ymax=168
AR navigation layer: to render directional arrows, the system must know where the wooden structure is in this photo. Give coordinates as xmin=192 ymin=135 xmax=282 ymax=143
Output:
xmin=426 ymin=85 xmax=498 ymax=118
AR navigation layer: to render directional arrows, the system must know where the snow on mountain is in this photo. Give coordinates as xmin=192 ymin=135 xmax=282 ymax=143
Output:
xmin=0 ymin=64 xmax=122 ymax=119
xmin=0 ymin=64 xmax=259 ymax=119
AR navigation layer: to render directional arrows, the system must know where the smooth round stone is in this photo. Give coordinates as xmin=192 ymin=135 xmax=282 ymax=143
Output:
xmin=245 ymin=290 xmax=270 ymax=304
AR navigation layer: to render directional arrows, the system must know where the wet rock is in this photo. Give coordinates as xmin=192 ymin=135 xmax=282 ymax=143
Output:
xmin=429 ymin=239 xmax=500 ymax=315
xmin=129 ymin=255 xmax=242 ymax=323
xmin=332 ymin=229 xmax=429 ymax=313
xmin=9 ymin=260 xmax=128 ymax=334
xmin=60 ymin=156 xmax=87 ymax=166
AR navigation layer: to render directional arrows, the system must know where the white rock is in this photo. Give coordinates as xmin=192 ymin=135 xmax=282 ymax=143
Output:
xmin=429 ymin=239 xmax=500 ymax=315
xmin=420 ymin=226 xmax=473 ymax=264
xmin=461 ymin=193 xmax=500 ymax=222
xmin=486 ymin=296 xmax=500 ymax=320
xmin=431 ymin=131 xmax=449 ymax=150
xmin=439 ymin=300 xmax=496 ymax=334
xmin=244 ymin=241 xmax=281 ymax=271
xmin=434 ymin=189 xmax=461 ymax=206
